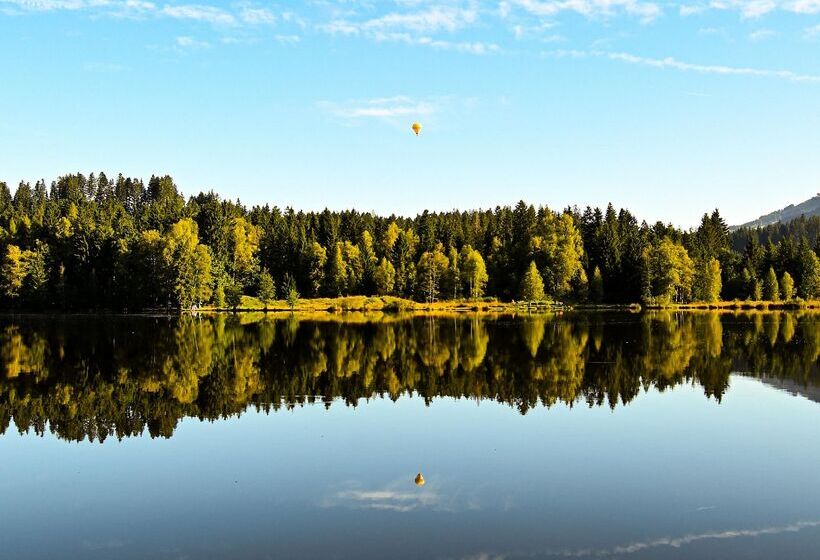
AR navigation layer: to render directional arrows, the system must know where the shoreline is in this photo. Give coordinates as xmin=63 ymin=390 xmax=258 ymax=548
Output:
xmin=194 ymin=295 xmax=820 ymax=314
xmin=1 ymin=298 xmax=818 ymax=317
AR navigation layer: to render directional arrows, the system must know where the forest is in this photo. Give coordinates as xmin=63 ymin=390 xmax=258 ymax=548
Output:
xmin=0 ymin=172 xmax=818 ymax=310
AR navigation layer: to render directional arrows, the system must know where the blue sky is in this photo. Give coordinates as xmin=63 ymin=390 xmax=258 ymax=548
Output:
xmin=0 ymin=0 xmax=818 ymax=227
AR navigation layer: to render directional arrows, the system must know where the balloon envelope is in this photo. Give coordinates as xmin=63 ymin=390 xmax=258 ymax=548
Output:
xmin=411 ymin=122 xmax=422 ymax=136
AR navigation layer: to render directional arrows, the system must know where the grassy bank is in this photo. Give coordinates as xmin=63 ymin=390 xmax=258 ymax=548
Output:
xmin=642 ymin=299 xmax=820 ymax=310
xmin=197 ymin=295 xmax=820 ymax=314
xmin=201 ymin=295 xmax=568 ymax=314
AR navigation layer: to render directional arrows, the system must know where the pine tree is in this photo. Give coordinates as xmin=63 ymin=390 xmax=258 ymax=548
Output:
xmin=571 ymin=267 xmax=589 ymax=302
xmin=797 ymin=239 xmax=819 ymax=299
xmin=590 ymin=266 xmax=604 ymax=304
xmin=752 ymin=279 xmax=763 ymax=301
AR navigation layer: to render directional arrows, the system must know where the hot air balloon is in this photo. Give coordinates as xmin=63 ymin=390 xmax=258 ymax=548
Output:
xmin=411 ymin=122 xmax=422 ymax=136
xmin=414 ymin=473 xmax=425 ymax=486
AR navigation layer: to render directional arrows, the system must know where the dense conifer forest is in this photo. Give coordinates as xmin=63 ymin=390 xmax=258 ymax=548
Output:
xmin=0 ymin=173 xmax=818 ymax=310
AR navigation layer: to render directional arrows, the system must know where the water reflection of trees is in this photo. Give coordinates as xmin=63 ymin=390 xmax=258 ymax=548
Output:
xmin=0 ymin=311 xmax=817 ymax=442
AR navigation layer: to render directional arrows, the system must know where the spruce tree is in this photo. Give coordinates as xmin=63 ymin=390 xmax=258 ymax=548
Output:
xmin=590 ymin=266 xmax=604 ymax=304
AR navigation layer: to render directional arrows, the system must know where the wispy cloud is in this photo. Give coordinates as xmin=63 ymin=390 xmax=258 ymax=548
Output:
xmin=505 ymin=0 xmax=663 ymax=22
xmin=161 ymin=4 xmax=235 ymax=25
xmin=0 ymin=0 xmax=90 ymax=11
xmin=275 ymin=34 xmax=301 ymax=44
xmin=176 ymin=35 xmax=210 ymax=48
xmin=679 ymin=3 xmax=707 ymax=15
xmin=318 ymin=5 xmax=479 ymax=37
xmin=606 ymin=50 xmax=820 ymax=82
xmin=361 ymin=5 xmax=478 ymax=33
xmin=318 ymin=5 xmax=498 ymax=55
xmin=709 ymin=0 xmax=778 ymax=18
xmin=702 ymin=0 xmax=820 ymax=16
xmin=239 ymin=6 xmax=276 ymax=25
xmin=0 ymin=0 xmax=278 ymax=26
xmin=789 ymin=0 xmax=820 ymax=12
xmin=546 ymin=49 xmax=820 ymax=83
xmin=748 ymin=28 xmax=776 ymax=40
xmin=319 ymin=95 xmax=439 ymax=120
xmin=371 ymin=31 xmax=500 ymax=54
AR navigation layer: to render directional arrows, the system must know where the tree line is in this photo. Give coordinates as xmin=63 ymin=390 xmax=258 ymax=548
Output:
xmin=0 ymin=172 xmax=818 ymax=310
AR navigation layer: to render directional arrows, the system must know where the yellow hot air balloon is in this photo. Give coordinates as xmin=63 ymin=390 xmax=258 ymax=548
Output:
xmin=414 ymin=472 xmax=425 ymax=486
xmin=411 ymin=122 xmax=422 ymax=136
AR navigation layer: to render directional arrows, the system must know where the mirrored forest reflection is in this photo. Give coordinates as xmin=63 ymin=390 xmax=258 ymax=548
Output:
xmin=0 ymin=311 xmax=817 ymax=442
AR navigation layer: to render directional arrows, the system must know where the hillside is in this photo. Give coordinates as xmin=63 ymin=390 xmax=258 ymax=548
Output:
xmin=733 ymin=194 xmax=820 ymax=230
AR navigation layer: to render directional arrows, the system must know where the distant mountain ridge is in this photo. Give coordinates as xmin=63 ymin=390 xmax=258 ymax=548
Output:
xmin=733 ymin=194 xmax=820 ymax=230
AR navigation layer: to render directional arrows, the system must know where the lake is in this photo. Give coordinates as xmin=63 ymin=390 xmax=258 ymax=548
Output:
xmin=0 ymin=311 xmax=818 ymax=560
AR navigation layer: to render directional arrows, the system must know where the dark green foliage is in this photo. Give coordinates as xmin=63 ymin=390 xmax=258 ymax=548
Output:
xmin=0 ymin=171 xmax=818 ymax=310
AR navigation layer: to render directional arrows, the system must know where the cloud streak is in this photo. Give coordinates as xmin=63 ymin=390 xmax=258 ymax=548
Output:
xmin=319 ymin=96 xmax=438 ymax=120
xmin=161 ymin=4 xmax=235 ymax=25
xmin=546 ymin=49 xmax=820 ymax=83
xmin=605 ymin=50 xmax=820 ymax=82
xmin=503 ymin=0 xmax=663 ymax=22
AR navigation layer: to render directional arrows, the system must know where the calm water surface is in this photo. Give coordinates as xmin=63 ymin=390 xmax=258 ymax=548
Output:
xmin=0 ymin=311 xmax=818 ymax=559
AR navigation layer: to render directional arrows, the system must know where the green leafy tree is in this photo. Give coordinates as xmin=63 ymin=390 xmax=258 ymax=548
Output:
xmin=229 ymin=217 xmax=260 ymax=288
xmin=374 ymin=257 xmax=395 ymax=296
xmin=441 ymin=246 xmax=461 ymax=300
xmin=163 ymin=218 xmax=212 ymax=309
xmin=763 ymin=267 xmax=779 ymax=302
xmin=781 ymin=271 xmax=794 ymax=301
xmin=284 ymin=275 xmax=299 ymax=310
xmin=258 ymin=268 xmax=275 ymax=309
xmin=306 ymin=241 xmax=327 ymax=297
xmin=520 ymin=261 xmax=545 ymax=301
xmin=341 ymin=241 xmax=364 ymax=294
xmin=460 ymin=246 xmax=489 ymax=300
xmin=327 ymin=243 xmax=347 ymax=296
xmin=213 ymin=280 xmax=226 ymax=308
xmin=530 ymin=210 xmax=584 ymax=298
xmin=693 ymin=258 xmax=722 ymax=303
xmin=1 ymin=245 xmax=26 ymax=301
xmin=644 ymin=238 xmax=694 ymax=304
xmin=225 ymin=283 xmax=242 ymax=310
xmin=416 ymin=244 xmax=449 ymax=303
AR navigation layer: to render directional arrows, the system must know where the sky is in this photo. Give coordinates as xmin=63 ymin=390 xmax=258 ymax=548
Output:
xmin=0 ymin=0 xmax=818 ymax=228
